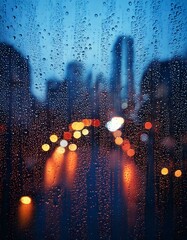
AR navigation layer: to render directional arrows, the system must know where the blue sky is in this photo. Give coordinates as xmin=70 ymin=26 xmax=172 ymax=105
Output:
xmin=1 ymin=0 xmax=187 ymax=101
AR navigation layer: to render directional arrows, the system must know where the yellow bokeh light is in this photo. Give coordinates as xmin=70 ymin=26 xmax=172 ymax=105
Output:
xmin=56 ymin=146 xmax=65 ymax=154
xmin=20 ymin=196 xmax=32 ymax=205
xmin=49 ymin=134 xmax=58 ymax=143
xmin=174 ymin=170 xmax=182 ymax=177
xmin=82 ymin=129 xmax=89 ymax=136
xmin=68 ymin=143 xmax=77 ymax=151
xmin=161 ymin=167 xmax=169 ymax=175
xmin=72 ymin=122 xmax=84 ymax=131
xmin=42 ymin=144 xmax=50 ymax=151
xmin=115 ymin=137 xmax=123 ymax=145
xmin=73 ymin=131 xmax=81 ymax=139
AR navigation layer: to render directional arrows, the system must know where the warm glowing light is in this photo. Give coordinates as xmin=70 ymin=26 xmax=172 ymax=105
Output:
xmin=42 ymin=144 xmax=50 ymax=151
xmin=72 ymin=121 xmax=84 ymax=130
xmin=73 ymin=131 xmax=81 ymax=139
xmin=63 ymin=132 xmax=72 ymax=140
xmin=82 ymin=119 xmax=92 ymax=126
xmin=144 ymin=121 xmax=152 ymax=130
xmin=56 ymin=146 xmax=65 ymax=154
xmin=60 ymin=139 xmax=68 ymax=147
xmin=122 ymin=161 xmax=139 ymax=227
xmin=113 ymin=130 xmax=122 ymax=138
xmin=18 ymin=200 xmax=34 ymax=228
xmin=106 ymin=116 xmax=124 ymax=132
xmin=122 ymin=139 xmax=131 ymax=152
xmin=82 ymin=129 xmax=89 ymax=135
xmin=161 ymin=167 xmax=169 ymax=175
xmin=44 ymin=149 xmax=65 ymax=189
xmin=92 ymin=119 xmax=101 ymax=127
xmin=68 ymin=143 xmax=77 ymax=151
xmin=115 ymin=137 xmax=123 ymax=145
xmin=66 ymin=152 xmax=78 ymax=188
xmin=174 ymin=170 xmax=182 ymax=177
xmin=49 ymin=134 xmax=58 ymax=143
xmin=20 ymin=196 xmax=32 ymax=205
xmin=127 ymin=149 xmax=135 ymax=157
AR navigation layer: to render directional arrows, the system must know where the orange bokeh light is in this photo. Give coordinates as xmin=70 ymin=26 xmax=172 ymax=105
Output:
xmin=18 ymin=200 xmax=34 ymax=228
xmin=144 ymin=121 xmax=152 ymax=130
xmin=66 ymin=151 xmax=77 ymax=188
xmin=174 ymin=170 xmax=182 ymax=177
xmin=82 ymin=119 xmax=92 ymax=127
xmin=44 ymin=147 xmax=65 ymax=189
xmin=113 ymin=130 xmax=122 ymax=138
xmin=127 ymin=148 xmax=135 ymax=157
xmin=122 ymin=139 xmax=131 ymax=152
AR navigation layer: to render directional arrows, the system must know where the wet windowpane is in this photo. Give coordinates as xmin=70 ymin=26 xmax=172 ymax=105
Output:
xmin=0 ymin=1 xmax=187 ymax=239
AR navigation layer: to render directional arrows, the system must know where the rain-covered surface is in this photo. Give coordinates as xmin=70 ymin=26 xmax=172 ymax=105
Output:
xmin=0 ymin=0 xmax=187 ymax=239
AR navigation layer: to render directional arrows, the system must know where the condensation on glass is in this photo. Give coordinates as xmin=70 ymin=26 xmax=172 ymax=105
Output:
xmin=0 ymin=0 xmax=186 ymax=239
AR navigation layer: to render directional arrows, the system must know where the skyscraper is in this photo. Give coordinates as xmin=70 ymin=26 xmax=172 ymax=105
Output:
xmin=110 ymin=36 xmax=135 ymax=116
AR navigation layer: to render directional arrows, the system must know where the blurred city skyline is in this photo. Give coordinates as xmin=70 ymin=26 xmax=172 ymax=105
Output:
xmin=1 ymin=0 xmax=187 ymax=101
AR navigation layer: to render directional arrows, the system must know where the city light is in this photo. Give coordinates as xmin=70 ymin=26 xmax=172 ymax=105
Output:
xmin=127 ymin=148 xmax=135 ymax=157
xmin=106 ymin=116 xmax=124 ymax=132
xmin=20 ymin=196 xmax=32 ymax=205
xmin=42 ymin=144 xmax=50 ymax=152
xmin=121 ymin=102 xmax=128 ymax=109
xmin=63 ymin=132 xmax=72 ymax=140
xmin=49 ymin=134 xmax=58 ymax=143
xmin=82 ymin=119 xmax=92 ymax=126
xmin=140 ymin=133 xmax=149 ymax=142
xmin=122 ymin=139 xmax=131 ymax=152
xmin=113 ymin=130 xmax=122 ymax=138
xmin=68 ymin=143 xmax=77 ymax=151
xmin=73 ymin=131 xmax=81 ymax=139
xmin=174 ymin=170 xmax=182 ymax=177
xmin=66 ymin=152 xmax=77 ymax=188
xmin=115 ymin=137 xmax=123 ymax=145
xmin=92 ymin=119 xmax=101 ymax=127
xmin=82 ymin=129 xmax=89 ymax=135
xmin=60 ymin=139 xmax=68 ymax=147
xmin=72 ymin=121 xmax=84 ymax=131
xmin=161 ymin=167 xmax=169 ymax=175
xmin=144 ymin=121 xmax=152 ymax=130
xmin=56 ymin=146 xmax=65 ymax=154
xmin=18 ymin=197 xmax=34 ymax=228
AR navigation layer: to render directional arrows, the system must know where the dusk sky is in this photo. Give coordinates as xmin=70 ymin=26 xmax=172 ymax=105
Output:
xmin=0 ymin=0 xmax=187 ymax=101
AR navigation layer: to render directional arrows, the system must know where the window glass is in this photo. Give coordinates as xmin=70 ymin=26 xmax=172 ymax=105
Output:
xmin=0 ymin=0 xmax=186 ymax=239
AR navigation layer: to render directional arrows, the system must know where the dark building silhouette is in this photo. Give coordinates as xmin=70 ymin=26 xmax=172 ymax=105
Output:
xmin=64 ymin=60 xmax=92 ymax=122
xmin=46 ymin=79 xmax=69 ymax=134
xmin=0 ymin=43 xmax=34 ymax=238
xmin=138 ymin=57 xmax=187 ymax=240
